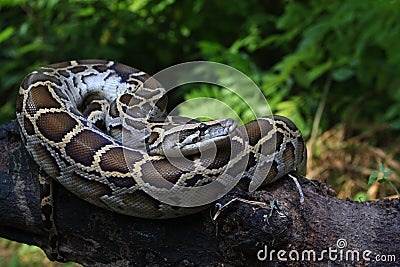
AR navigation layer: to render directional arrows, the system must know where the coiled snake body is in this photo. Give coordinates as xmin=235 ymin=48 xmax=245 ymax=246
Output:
xmin=16 ymin=60 xmax=307 ymax=220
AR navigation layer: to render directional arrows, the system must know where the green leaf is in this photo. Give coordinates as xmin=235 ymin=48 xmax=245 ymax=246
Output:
xmin=384 ymin=170 xmax=393 ymax=178
xmin=368 ymin=172 xmax=378 ymax=185
xmin=389 ymin=120 xmax=400 ymax=130
xmin=332 ymin=67 xmax=354 ymax=81
xmin=0 ymin=0 xmax=26 ymax=7
xmin=306 ymin=60 xmax=332 ymax=84
xmin=0 ymin=26 xmax=14 ymax=43
xmin=198 ymin=41 xmax=224 ymax=57
xmin=78 ymin=6 xmax=95 ymax=17
xmin=353 ymin=192 xmax=369 ymax=202
xmin=379 ymin=163 xmax=385 ymax=173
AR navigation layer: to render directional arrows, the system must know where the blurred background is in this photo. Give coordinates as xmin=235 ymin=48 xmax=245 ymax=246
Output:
xmin=1 ymin=0 xmax=399 ymax=265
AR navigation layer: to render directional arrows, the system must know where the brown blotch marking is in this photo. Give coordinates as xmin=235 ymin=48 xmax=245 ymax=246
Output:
xmin=76 ymin=59 xmax=108 ymax=65
xmin=296 ymin=138 xmax=307 ymax=175
xmin=275 ymin=131 xmax=284 ymax=151
xmin=70 ymin=65 xmax=88 ymax=74
xmin=22 ymin=72 xmax=62 ymax=90
xmin=297 ymin=136 xmax=305 ymax=158
xmin=108 ymin=101 xmax=119 ymax=118
xmin=143 ymin=76 xmax=162 ymax=89
xmin=81 ymin=95 xmax=107 ymax=119
xmin=135 ymin=88 xmax=160 ymax=99
xmin=121 ymin=105 xmax=127 ymax=114
xmin=265 ymin=161 xmax=279 ymax=184
xmin=247 ymin=119 xmax=277 ymax=147
xmin=82 ymin=102 xmax=102 ymax=118
xmin=111 ymin=62 xmax=144 ymax=82
xmin=93 ymin=65 xmax=108 ymax=72
xmin=106 ymin=175 xmax=136 ymax=188
xmin=38 ymin=72 xmax=63 ymax=86
xmin=148 ymin=117 xmax=169 ymax=123
xmin=21 ymin=73 xmax=35 ymax=90
xmin=109 ymin=124 xmax=122 ymax=133
xmin=43 ymin=73 xmax=63 ymax=86
xmin=99 ymin=147 xmax=142 ymax=173
xmin=82 ymin=93 xmax=105 ymax=108
xmin=37 ymin=112 xmax=78 ymax=142
xmin=127 ymin=79 xmax=141 ymax=87
xmin=82 ymin=72 xmax=98 ymax=83
xmin=275 ymin=122 xmax=289 ymax=136
xmin=125 ymin=118 xmax=147 ymax=131
xmin=242 ymin=120 xmax=262 ymax=147
xmin=123 ymin=96 xmax=141 ymax=107
xmin=23 ymin=116 xmax=35 ymax=135
xmin=155 ymin=94 xmax=167 ymax=111
xmin=119 ymin=93 xmax=134 ymax=105
xmin=146 ymin=132 xmax=159 ymax=145
xmin=203 ymin=147 xmax=231 ymax=170
xmin=141 ymin=159 xmax=188 ymax=184
xmin=245 ymin=152 xmax=257 ymax=171
xmin=282 ymin=143 xmax=296 ymax=172
xmin=48 ymin=61 xmax=72 ymax=68
xmin=57 ymin=70 xmax=70 ymax=78
xmin=73 ymin=76 xmax=79 ymax=88
xmin=65 ymin=130 xmax=112 ymax=166
xmin=123 ymin=149 xmax=146 ymax=167
xmin=30 ymin=85 xmax=62 ymax=109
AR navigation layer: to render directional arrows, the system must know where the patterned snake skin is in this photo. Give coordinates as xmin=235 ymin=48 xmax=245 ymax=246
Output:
xmin=16 ymin=60 xmax=307 ymax=219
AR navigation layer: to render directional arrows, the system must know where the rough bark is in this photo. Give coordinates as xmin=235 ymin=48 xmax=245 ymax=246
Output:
xmin=0 ymin=120 xmax=399 ymax=267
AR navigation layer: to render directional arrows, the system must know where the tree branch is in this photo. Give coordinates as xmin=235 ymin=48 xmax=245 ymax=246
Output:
xmin=0 ymin=120 xmax=399 ymax=266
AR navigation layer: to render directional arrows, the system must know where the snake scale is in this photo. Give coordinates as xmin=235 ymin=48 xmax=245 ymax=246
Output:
xmin=16 ymin=60 xmax=307 ymax=221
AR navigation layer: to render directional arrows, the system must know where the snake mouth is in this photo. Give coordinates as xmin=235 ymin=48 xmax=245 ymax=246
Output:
xmin=178 ymin=118 xmax=238 ymax=154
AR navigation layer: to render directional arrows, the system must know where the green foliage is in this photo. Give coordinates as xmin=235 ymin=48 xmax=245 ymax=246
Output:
xmin=368 ymin=163 xmax=393 ymax=185
xmin=368 ymin=163 xmax=399 ymax=197
xmin=171 ymin=0 xmax=400 ymax=139
xmin=353 ymin=191 xmax=369 ymax=202
xmin=2 ymin=0 xmax=400 ymax=138
xmin=0 ymin=238 xmax=80 ymax=267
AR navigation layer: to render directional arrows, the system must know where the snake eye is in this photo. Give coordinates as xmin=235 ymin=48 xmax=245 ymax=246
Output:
xmin=198 ymin=123 xmax=207 ymax=131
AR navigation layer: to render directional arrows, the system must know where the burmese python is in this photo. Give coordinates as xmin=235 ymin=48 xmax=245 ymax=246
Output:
xmin=16 ymin=60 xmax=307 ymax=221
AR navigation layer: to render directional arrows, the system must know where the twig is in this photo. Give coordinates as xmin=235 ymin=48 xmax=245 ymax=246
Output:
xmin=212 ymin=197 xmax=270 ymax=221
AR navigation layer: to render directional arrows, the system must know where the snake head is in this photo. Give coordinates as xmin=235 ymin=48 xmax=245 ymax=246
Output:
xmin=148 ymin=118 xmax=237 ymax=157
